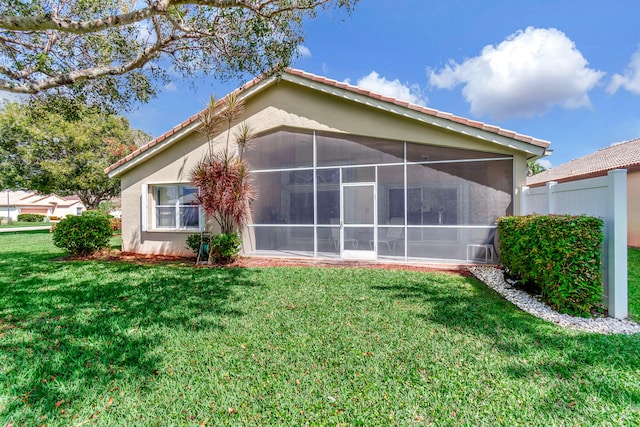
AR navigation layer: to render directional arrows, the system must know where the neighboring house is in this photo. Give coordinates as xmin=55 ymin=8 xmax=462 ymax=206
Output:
xmin=527 ymin=138 xmax=640 ymax=247
xmin=0 ymin=190 xmax=85 ymax=221
xmin=106 ymin=69 xmax=550 ymax=262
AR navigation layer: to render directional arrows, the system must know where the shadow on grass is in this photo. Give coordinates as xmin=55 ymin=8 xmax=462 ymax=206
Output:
xmin=370 ymin=275 xmax=640 ymax=414
xmin=0 ymin=248 xmax=261 ymax=422
xmin=629 ymin=247 xmax=640 ymax=322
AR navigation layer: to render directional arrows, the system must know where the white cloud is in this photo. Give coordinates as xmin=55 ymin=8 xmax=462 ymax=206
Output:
xmin=353 ymin=71 xmax=427 ymax=106
xmin=164 ymin=82 xmax=178 ymax=92
xmin=321 ymin=62 xmax=329 ymax=75
xmin=296 ymin=45 xmax=312 ymax=58
xmin=429 ymin=27 xmax=604 ymax=119
xmin=537 ymin=158 xmax=553 ymax=170
xmin=608 ymin=48 xmax=640 ymax=94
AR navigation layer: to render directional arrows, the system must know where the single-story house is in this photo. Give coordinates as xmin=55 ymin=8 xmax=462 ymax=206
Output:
xmin=0 ymin=190 xmax=85 ymax=221
xmin=106 ymin=69 xmax=550 ymax=262
xmin=527 ymin=138 xmax=640 ymax=247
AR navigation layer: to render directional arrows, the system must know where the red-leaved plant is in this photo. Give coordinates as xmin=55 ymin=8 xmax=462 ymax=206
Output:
xmin=191 ymin=151 xmax=254 ymax=234
xmin=190 ymin=93 xmax=255 ymax=262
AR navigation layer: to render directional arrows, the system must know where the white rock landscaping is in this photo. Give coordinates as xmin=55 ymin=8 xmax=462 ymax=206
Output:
xmin=468 ymin=266 xmax=640 ymax=335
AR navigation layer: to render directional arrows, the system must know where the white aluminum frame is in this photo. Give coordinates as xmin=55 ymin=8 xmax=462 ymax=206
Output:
xmin=341 ymin=181 xmax=377 ymax=260
xmin=247 ymin=131 xmax=513 ymax=262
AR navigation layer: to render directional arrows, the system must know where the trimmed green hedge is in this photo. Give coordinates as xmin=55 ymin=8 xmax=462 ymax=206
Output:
xmin=52 ymin=210 xmax=113 ymax=257
xmin=498 ymin=215 xmax=604 ymax=317
xmin=17 ymin=213 xmax=45 ymax=222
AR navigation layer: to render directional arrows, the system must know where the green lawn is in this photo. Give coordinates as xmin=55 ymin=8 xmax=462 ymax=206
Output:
xmin=629 ymin=247 xmax=640 ymax=322
xmin=1 ymin=232 xmax=639 ymax=426
xmin=0 ymin=221 xmax=52 ymax=229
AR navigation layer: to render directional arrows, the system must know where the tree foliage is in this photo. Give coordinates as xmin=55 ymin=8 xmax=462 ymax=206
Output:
xmin=0 ymin=0 xmax=356 ymax=111
xmin=0 ymin=100 xmax=149 ymax=209
xmin=527 ymin=160 xmax=548 ymax=177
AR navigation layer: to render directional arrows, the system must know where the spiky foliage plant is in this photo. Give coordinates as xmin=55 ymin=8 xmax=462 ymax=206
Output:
xmin=190 ymin=93 xmax=255 ymax=262
xmin=191 ymin=151 xmax=254 ymax=235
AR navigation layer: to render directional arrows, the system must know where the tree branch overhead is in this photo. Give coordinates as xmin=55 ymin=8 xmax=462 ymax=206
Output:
xmin=0 ymin=0 xmax=355 ymax=110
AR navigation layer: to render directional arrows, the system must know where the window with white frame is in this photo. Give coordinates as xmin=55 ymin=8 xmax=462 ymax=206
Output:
xmin=153 ymin=184 xmax=200 ymax=230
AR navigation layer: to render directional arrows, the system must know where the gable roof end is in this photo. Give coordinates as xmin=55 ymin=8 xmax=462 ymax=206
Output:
xmin=106 ymin=68 xmax=551 ymax=178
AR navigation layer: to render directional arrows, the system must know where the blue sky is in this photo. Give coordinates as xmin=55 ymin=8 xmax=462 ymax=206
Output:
xmin=128 ymin=0 xmax=640 ymax=168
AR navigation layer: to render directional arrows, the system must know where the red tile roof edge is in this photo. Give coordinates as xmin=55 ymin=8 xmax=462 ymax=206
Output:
xmin=527 ymin=163 xmax=640 ymax=187
xmin=527 ymin=138 xmax=640 ymax=186
xmin=105 ymin=73 xmax=266 ymax=175
xmin=106 ymin=68 xmax=550 ymax=175
xmin=285 ymin=68 xmax=550 ymax=149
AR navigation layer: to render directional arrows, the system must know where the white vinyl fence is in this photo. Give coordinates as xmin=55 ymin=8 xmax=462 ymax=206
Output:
xmin=520 ymin=169 xmax=628 ymax=319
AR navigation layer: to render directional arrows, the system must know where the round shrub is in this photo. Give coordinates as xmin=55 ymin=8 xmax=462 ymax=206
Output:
xmin=209 ymin=232 xmax=241 ymax=264
xmin=52 ymin=210 xmax=113 ymax=256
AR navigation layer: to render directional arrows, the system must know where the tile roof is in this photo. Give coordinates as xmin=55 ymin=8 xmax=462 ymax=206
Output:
xmin=527 ymin=137 xmax=640 ymax=186
xmin=106 ymin=68 xmax=550 ymax=175
xmin=285 ymin=69 xmax=550 ymax=149
xmin=1 ymin=190 xmax=31 ymax=205
xmin=1 ymin=191 xmax=85 ymax=207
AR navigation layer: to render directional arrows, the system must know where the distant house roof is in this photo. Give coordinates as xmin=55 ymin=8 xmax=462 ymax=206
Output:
xmin=0 ymin=191 xmax=84 ymax=208
xmin=1 ymin=190 xmax=32 ymax=205
xmin=106 ymin=68 xmax=550 ymax=177
xmin=527 ymin=138 xmax=640 ymax=187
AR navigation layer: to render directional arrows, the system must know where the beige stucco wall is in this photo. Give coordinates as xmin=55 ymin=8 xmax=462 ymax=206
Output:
xmin=629 ymin=169 xmax=640 ymax=247
xmin=118 ymin=79 xmax=537 ymax=255
xmin=119 ymin=131 xmax=209 ymax=256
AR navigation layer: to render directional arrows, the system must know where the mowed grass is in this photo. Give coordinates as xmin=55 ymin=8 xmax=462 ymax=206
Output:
xmin=1 ymin=232 xmax=639 ymax=426
xmin=629 ymin=247 xmax=640 ymax=322
xmin=0 ymin=221 xmax=52 ymax=229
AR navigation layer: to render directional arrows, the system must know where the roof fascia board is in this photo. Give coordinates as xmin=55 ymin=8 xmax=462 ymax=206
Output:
xmin=108 ymin=118 xmax=202 ymax=178
xmin=281 ymin=73 xmax=547 ymax=157
xmin=108 ymin=76 xmax=278 ymax=178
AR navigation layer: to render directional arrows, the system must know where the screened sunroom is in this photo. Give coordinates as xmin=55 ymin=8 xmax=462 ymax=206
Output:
xmin=244 ymin=127 xmax=512 ymax=263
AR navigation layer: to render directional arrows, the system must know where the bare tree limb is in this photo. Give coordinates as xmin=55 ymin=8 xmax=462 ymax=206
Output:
xmin=0 ymin=33 xmax=173 ymax=93
xmin=0 ymin=0 xmax=356 ymax=109
xmin=0 ymin=0 xmax=314 ymax=33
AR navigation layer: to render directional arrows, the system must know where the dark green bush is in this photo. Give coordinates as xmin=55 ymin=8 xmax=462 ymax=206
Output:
xmin=17 ymin=213 xmax=45 ymax=222
xmin=186 ymin=233 xmax=212 ymax=262
xmin=52 ymin=210 xmax=113 ymax=256
xmin=186 ymin=233 xmax=206 ymax=254
xmin=209 ymin=232 xmax=241 ymax=265
xmin=498 ymin=215 xmax=604 ymax=317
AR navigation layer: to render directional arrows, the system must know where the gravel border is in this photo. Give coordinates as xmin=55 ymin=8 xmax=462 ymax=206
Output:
xmin=469 ymin=266 xmax=640 ymax=335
